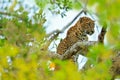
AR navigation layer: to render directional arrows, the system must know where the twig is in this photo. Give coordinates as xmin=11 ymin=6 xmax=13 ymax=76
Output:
xmin=46 ymin=29 xmax=61 ymax=38
xmin=0 ymin=11 xmax=27 ymax=22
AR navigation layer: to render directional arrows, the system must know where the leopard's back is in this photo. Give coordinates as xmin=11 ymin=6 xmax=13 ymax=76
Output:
xmin=57 ymin=37 xmax=70 ymax=55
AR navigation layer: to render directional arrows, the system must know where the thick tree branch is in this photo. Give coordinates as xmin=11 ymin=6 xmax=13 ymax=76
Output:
xmin=49 ymin=41 xmax=97 ymax=60
xmin=60 ymin=41 xmax=97 ymax=60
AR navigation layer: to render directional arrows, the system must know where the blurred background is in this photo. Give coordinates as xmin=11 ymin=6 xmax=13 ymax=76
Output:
xmin=0 ymin=0 xmax=120 ymax=80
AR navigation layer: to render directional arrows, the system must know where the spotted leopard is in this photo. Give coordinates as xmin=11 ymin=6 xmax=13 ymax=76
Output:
xmin=57 ymin=17 xmax=95 ymax=55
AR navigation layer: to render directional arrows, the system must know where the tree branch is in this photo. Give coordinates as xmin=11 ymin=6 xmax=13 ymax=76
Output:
xmin=49 ymin=41 xmax=97 ymax=60
xmin=98 ymin=25 xmax=107 ymax=44
xmin=60 ymin=41 xmax=97 ymax=60
xmin=0 ymin=11 xmax=27 ymax=22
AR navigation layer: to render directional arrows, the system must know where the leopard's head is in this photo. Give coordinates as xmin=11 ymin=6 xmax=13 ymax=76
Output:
xmin=80 ymin=17 xmax=95 ymax=35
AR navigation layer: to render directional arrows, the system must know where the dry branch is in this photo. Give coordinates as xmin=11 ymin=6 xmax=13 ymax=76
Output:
xmin=98 ymin=25 xmax=107 ymax=43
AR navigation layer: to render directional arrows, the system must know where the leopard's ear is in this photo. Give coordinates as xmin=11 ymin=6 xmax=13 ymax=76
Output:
xmin=79 ymin=17 xmax=83 ymax=23
xmin=79 ymin=17 xmax=87 ymax=23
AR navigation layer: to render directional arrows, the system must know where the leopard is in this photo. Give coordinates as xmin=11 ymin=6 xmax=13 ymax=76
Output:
xmin=57 ymin=17 xmax=95 ymax=55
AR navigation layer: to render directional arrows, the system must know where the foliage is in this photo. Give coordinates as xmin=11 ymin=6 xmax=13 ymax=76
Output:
xmin=0 ymin=0 xmax=120 ymax=80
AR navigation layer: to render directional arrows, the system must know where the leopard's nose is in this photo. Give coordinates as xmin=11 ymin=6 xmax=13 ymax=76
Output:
xmin=91 ymin=30 xmax=94 ymax=33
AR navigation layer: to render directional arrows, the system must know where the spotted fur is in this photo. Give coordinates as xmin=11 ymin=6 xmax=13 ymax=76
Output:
xmin=57 ymin=17 xmax=95 ymax=55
